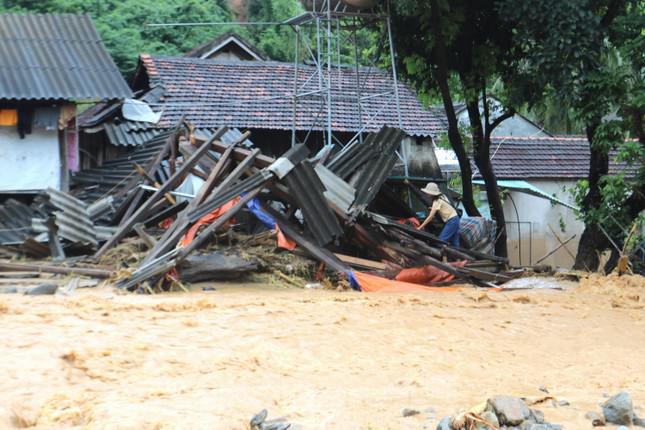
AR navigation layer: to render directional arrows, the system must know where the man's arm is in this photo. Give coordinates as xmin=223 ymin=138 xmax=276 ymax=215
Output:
xmin=417 ymin=200 xmax=439 ymax=230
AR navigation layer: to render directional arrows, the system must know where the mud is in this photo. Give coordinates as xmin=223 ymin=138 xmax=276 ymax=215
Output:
xmin=1 ymin=275 xmax=644 ymax=429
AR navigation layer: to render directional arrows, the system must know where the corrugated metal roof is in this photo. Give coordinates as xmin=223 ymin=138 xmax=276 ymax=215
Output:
xmin=0 ymin=13 xmax=132 ymax=101
xmin=103 ymin=122 xmax=161 ymax=146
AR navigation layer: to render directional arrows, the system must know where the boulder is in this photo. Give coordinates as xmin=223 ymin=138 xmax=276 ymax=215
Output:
xmin=402 ymin=408 xmax=420 ymax=417
xmin=524 ymin=425 xmax=562 ymax=430
xmin=488 ymin=396 xmax=531 ymax=426
xmin=436 ymin=416 xmax=452 ymax=430
xmin=529 ymin=408 xmax=545 ymax=424
xmin=585 ymin=411 xmax=606 ymax=426
xmin=479 ymin=410 xmax=499 ymax=429
xmin=602 ymin=391 xmax=634 ymax=425
xmin=24 ymin=283 xmax=57 ymax=295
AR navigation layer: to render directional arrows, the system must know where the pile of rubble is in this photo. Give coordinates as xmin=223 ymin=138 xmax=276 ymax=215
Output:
xmin=436 ymin=396 xmax=562 ymax=430
xmin=0 ymin=123 xmax=540 ymax=293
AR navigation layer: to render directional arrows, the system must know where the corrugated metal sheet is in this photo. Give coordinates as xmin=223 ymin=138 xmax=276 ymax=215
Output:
xmin=351 ymin=127 xmax=406 ymax=212
xmin=103 ymin=122 xmax=161 ymax=146
xmin=0 ymin=199 xmax=36 ymax=245
xmin=0 ymin=13 xmax=132 ymax=101
xmin=314 ymin=164 xmax=356 ymax=214
xmin=44 ymin=188 xmax=98 ymax=245
xmin=282 ymin=160 xmax=343 ymax=246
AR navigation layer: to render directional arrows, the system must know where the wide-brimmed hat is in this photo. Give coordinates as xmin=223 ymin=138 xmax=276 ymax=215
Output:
xmin=421 ymin=182 xmax=442 ymax=196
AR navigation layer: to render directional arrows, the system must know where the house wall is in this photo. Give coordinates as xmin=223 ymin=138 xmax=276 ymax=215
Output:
xmin=0 ymin=112 xmax=61 ymax=192
xmin=500 ymin=179 xmax=583 ymax=268
xmin=398 ymin=137 xmax=443 ymax=178
xmin=456 ymin=98 xmax=548 ymax=137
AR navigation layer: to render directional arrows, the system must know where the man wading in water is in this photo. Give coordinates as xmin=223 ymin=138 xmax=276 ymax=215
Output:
xmin=407 ymin=182 xmax=461 ymax=247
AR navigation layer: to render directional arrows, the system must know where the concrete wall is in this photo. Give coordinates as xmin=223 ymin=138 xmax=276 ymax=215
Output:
xmin=499 ymin=180 xmax=583 ymax=268
xmin=0 ymin=123 xmax=61 ymax=192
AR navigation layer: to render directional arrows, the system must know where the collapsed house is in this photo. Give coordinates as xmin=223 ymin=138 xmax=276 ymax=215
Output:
xmin=0 ymin=120 xmax=525 ymax=292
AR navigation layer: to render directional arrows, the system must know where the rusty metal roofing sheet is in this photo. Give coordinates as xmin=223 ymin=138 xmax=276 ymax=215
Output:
xmin=0 ymin=13 xmax=132 ymax=101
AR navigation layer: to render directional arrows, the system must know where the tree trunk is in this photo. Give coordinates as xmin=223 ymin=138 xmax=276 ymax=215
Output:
xmin=464 ymin=97 xmax=509 ymax=258
xmin=573 ymin=123 xmax=610 ymax=271
xmin=429 ymin=0 xmax=481 ymax=217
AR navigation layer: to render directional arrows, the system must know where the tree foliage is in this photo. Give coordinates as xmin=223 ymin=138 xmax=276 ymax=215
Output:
xmin=497 ymin=0 xmax=644 ymax=271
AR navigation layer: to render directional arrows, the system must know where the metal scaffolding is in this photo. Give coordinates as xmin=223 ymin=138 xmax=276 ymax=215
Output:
xmin=285 ymin=0 xmax=408 ymax=175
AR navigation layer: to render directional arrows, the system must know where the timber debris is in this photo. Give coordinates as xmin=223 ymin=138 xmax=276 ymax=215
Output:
xmin=0 ymin=122 xmax=538 ymax=293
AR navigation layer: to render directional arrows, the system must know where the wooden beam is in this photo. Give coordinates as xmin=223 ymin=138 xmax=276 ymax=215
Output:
xmin=334 ymin=253 xmax=386 ymax=270
xmin=0 ymin=261 xmax=113 ymax=278
xmin=95 ymin=127 xmax=229 ymax=258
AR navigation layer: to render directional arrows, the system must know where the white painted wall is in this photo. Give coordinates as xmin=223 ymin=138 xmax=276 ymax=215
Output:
xmin=0 ymin=125 xmax=61 ymax=192
xmin=500 ymin=180 xmax=584 ymax=268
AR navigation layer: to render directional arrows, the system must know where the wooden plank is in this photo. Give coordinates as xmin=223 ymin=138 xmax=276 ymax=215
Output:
xmin=0 ymin=261 xmax=113 ymax=278
xmin=193 ymin=135 xmax=275 ymax=168
xmin=141 ymin=144 xmax=257 ymax=264
xmin=95 ymin=127 xmax=229 ymax=258
xmin=264 ymin=205 xmax=350 ymax=273
xmin=334 ymin=253 xmax=386 ymax=270
xmin=133 ymin=162 xmax=177 ymax=205
xmin=133 ymin=223 xmax=157 ymax=249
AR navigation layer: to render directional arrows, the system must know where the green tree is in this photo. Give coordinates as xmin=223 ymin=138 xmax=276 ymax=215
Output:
xmin=392 ymin=0 xmax=518 ymax=258
xmin=498 ymin=0 xmax=644 ymax=271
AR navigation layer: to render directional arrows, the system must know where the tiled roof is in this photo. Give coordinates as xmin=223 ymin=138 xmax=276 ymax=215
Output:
xmin=477 ymin=136 xmax=640 ymax=179
xmin=0 ymin=13 xmax=132 ymax=101
xmin=137 ymin=55 xmax=447 ymax=138
xmin=185 ymin=32 xmax=266 ymax=61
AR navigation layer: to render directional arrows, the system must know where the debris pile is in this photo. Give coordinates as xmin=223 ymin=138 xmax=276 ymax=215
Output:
xmin=436 ymin=395 xmax=562 ymax=430
xmin=0 ymin=122 xmax=540 ymax=292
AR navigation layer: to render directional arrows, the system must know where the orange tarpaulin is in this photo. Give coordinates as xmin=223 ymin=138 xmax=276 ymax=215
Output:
xmin=178 ymin=196 xmax=297 ymax=251
xmin=353 ymin=271 xmax=460 ymax=293
xmin=397 ymin=217 xmax=421 ymax=228
xmin=395 ymin=261 xmax=467 ymax=285
xmin=179 ymin=196 xmax=241 ymax=247
xmin=276 ymin=224 xmax=297 ymax=250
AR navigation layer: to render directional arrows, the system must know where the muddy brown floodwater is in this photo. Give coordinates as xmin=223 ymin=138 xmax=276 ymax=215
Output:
xmin=1 ymin=274 xmax=644 ymax=429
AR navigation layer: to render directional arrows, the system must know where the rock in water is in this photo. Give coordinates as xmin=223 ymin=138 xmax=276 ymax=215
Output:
xmin=402 ymin=408 xmax=420 ymax=417
xmin=585 ymin=411 xmax=606 ymax=426
xmin=24 ymin=283 xmax=58 ymax=295
xmin=525 ymin=425 xmax=562 ymax=430
xmin=436 ymin=417 xmax=452 ymax=430
xmin=488 ymin=396 xmax=531 ymax=426
xmin=480 ymin=410 xmax=499 ymax=428
xmin=250 ymin=409 xmax=268 ymax=429
xmin=602 ymin=391 xmax=634 ymax=425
